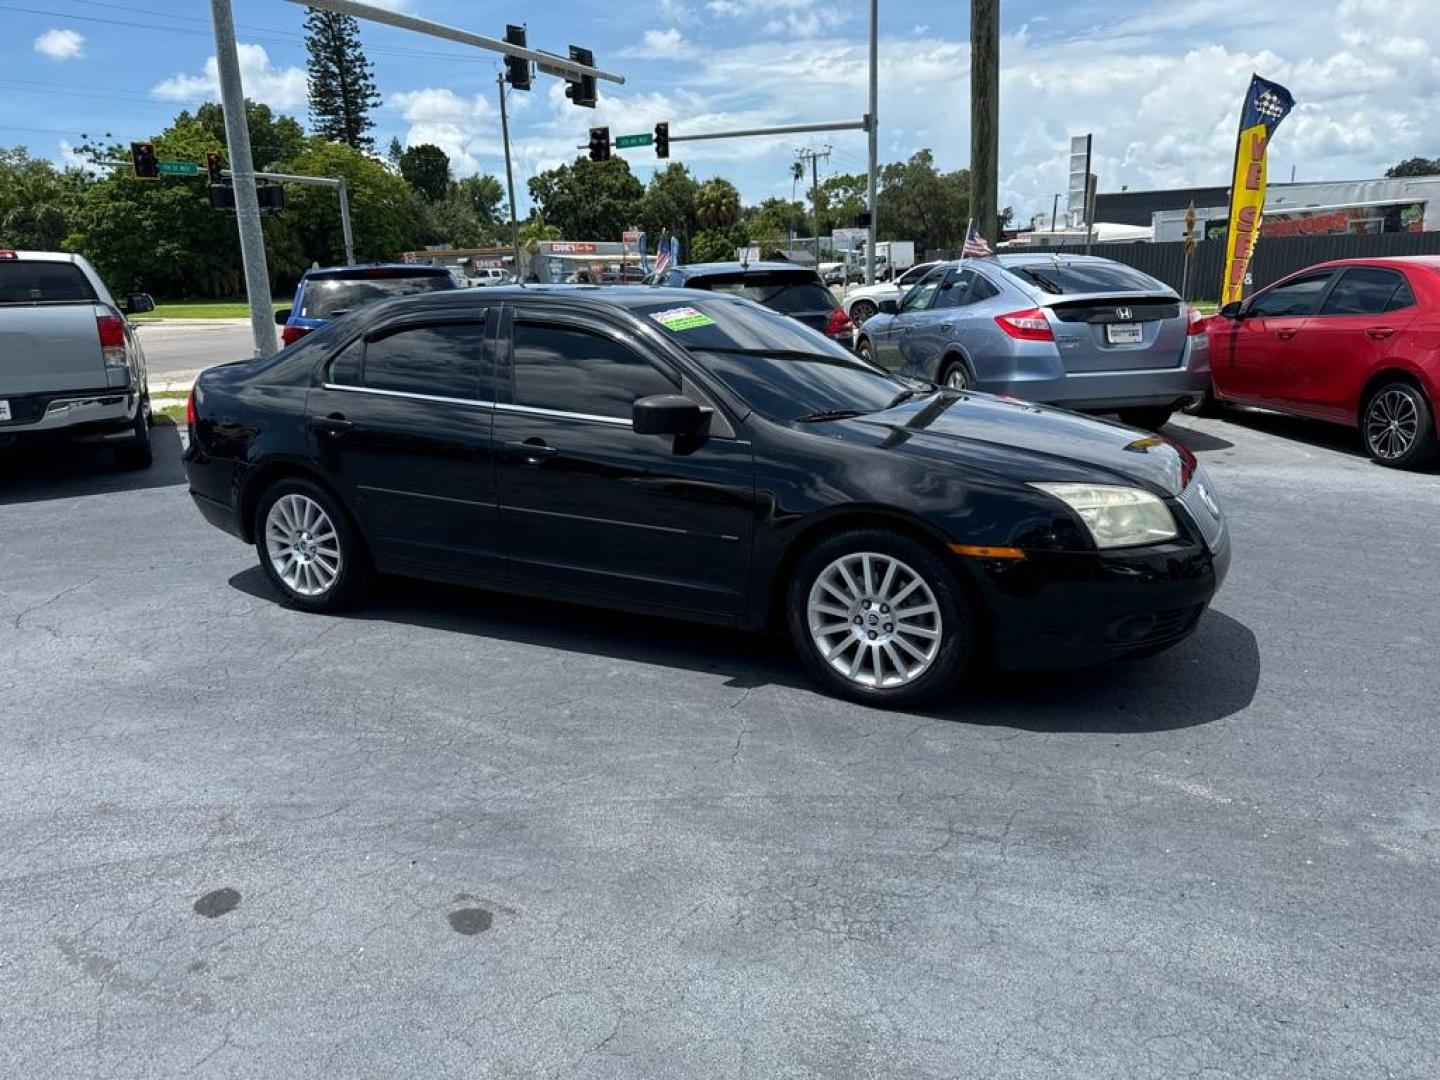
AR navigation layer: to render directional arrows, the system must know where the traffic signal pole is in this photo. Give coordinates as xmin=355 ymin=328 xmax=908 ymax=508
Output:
xmin=866 ymin=0 xmax=878 ymax=286
xmin=210 ymin=0 xmax=276 ymax=356
xmin=497 ymin=73 xmax=521 ymax=274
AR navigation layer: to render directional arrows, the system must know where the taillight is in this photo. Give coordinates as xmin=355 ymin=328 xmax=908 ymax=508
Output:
xmin=1186 ymin=305 xmax=1207 ymax=335
xmin=995 ymin=307 xmax=1054 ymax=342
xmin=185 ymin=387 xmax=196 ymax=427
xmin=281 ymin=324 xmax=309 ymax=346
xmin=824 ymin=307 xmax=854 ymax=338
xmin=96 ymin=313 xmax=127 ymax=367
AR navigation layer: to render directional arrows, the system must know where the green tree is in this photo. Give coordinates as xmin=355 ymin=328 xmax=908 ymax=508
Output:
xmin=527 ymin=157 xmax=644 ymax=240
xmin=186 ymin=100 xmax=306 ymax=170
xmin=695 ymin=177 xmax=741 ymax=230
xmin=690 ymin=229 xmax=735 ymax=262
xmin=639 ymin=162 xmax=698 ymax=241
xmin=456 ymin=173 xmax=505 ymax=228
xmin=1385 ymin=156 xmax=1440 ymax=178
xmin=304 ymin=9 xmax=381 ymax=151
xmin=0 ymin=147 xmax=87 ymax=250
xmin=520 ymin=214 xmax=561 ymax=244
xmin=818 ymin=172 xmax=867 ymax=233
xmin=387 ymin=136 xmax=404 ymax=169
xmin=275 ymin=139 xmax=424 ymax=270
xmin=876 ymin=150 xmax=968 ymax=253
xmin=398 ymin=143 xmax=451 ymax=203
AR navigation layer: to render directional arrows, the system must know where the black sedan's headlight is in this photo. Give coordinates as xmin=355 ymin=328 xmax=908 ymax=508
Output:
xmin=1029 ymin=483 xmax=1179 ymax=549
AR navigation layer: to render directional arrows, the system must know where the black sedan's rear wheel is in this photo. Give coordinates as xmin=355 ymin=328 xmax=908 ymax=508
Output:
xmin=254 ymin=477 xmax=370 ymax=612
xmin=1363 ymin=381 xmax=1438 ymax=470
xmin=786 ymin=529 xmax=974 ymax=706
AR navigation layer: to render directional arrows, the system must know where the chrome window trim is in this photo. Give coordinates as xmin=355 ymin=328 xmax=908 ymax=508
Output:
xmin=322 ymin=383 xmax=489 ymax=408
xmin=493 ymin=401 xmax=631 ymax=427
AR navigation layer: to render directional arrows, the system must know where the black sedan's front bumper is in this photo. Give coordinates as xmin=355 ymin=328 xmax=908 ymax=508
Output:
xmin=972 ymin=516 xmax=1229 ymax=671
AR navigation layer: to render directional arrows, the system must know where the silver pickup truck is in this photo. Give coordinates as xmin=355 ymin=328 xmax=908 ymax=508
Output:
xmin=0 ymin=249 xmax=156 ymax=469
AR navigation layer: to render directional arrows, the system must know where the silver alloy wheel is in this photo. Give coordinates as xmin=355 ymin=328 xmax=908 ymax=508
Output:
xmin=943 ymin=365 xmax=971 ymax=390
xmin=1366 ymin=389 xmax=1419 ymax=460
xmin=806 ymin=551 xmax=943 ymax=688
xmin=265 ymin=493 xmax=341 ymax=597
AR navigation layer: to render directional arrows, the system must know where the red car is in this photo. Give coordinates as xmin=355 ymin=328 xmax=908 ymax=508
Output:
xmin=1208 ymin=256 xmax=1440 ymax=469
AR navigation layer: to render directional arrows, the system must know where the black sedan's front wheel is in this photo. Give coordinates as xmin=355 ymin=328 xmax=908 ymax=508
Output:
xmin=255 ymin=477 xmax=370 ymax=612
xmin=786 ymin=529 xmax=975 ymax=706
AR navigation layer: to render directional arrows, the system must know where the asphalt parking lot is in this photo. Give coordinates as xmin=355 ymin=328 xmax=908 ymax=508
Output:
xmin=1 ymin=408 xmax=1437 ymax=1078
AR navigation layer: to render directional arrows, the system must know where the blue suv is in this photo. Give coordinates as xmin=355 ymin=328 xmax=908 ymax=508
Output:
xmin=275 ymin=264 xmax=458 ymax=346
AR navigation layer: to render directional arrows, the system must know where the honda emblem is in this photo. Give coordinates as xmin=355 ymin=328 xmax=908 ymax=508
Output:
xmin=1115 ymin=307 xmax=1133 ymax=321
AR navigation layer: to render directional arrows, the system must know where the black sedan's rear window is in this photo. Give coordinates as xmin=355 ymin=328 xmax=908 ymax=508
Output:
xmin=299 ymin=272 xmax=455 ymax=319
xmin=683 ymin=271 xmax=835 ymax=314
xmin=1006 ymin=261 xmax=1162 ymax=295
xmin=0 ymin=261 xmax=97 ymax=305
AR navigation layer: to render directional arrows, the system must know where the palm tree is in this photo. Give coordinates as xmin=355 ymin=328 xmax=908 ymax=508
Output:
xmin=695 ymin=178 xmax=741 ymax=230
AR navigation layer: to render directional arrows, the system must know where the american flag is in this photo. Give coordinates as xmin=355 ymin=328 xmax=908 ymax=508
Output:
xmin=962 ymin=225 xmax=993 ymax=258
xmin=654 ymin=236 xmax=672 ymax=275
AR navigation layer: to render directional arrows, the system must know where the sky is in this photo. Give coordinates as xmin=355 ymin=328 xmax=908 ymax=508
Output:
xmin=2 ymin=0 xmax=1437 ymax=225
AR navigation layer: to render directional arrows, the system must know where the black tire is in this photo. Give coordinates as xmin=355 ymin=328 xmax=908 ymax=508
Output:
xmin=1117 ymin=406 xmax=1174 ymax=431
xmin=855 ymin=336 xmax=875 ymax=365
xmin=1362 ymin=380 xmax=1440 ymax=470
xmin=938 ymin=357 xmax=973 ymax=391
xmin=114 ymin=402 xmax=153 ymax=470
xmin=253 ymin=476 xmax=371 ymax=612
xmin=1180 ymin=386 xmax=1220 ymax=417
xmin=785 ymin=528 xmax=976 ymax=707
xmin=850 ymin=299 xmax=877 ymax=325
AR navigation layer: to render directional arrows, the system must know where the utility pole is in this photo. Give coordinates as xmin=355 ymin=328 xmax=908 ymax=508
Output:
xmin=497 ymin=73 xmax=521 ymax=273
xmin=795 ymin=146 xmax=830 ymax=265
xmin=969 ymin=0 xmax=1000 ymax=246
xmin=865 ymin=0 xmax=878 ymax=286
xmin=1051 ymin=192 xmax=1060 ymax=234
xmin=210 ymin=0 xmax=276 ymax=356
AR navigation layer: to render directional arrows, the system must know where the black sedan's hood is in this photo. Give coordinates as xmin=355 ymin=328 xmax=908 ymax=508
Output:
xmin=846 ymin=391 xmax=1189 ymax=495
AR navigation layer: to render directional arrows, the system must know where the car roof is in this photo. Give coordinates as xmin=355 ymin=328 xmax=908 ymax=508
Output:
xmin=302 ymin=262 xmax=451 ymax=280
xmin=673 ymin=261 xmax=819 ymax=279
xmin=0 ymin=249 xmax=79 ymax=263
xmin=349 ymin=284 xmax=751 ymax=323
xmin=1301 ymin=255 xmax=1440 ymax=272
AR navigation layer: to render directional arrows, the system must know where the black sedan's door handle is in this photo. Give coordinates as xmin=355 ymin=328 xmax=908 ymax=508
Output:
xmin=309 ymin=414 xmax=353 ymax=435
xmin=504 ymin=438 xmax=558 ymax=464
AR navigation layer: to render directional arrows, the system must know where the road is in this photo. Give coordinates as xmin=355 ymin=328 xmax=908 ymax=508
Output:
xmin=1 ymin=411 xmax=1437 ymax=1078
xmin=134 ymin=320 xmax=255 ymax=386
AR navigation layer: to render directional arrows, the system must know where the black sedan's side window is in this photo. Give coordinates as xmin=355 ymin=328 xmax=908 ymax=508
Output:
xmin=512 ymin=322 xmax=676 ymax=419
xmin=328 ymin=338 xmax=363 ymax=385
xmin=363 ymin=322 xmax=487 ymax=400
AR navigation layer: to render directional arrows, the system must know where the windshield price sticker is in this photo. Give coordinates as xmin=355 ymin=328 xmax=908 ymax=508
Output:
xmin=649 ymin=306 xmax=716 ymax=331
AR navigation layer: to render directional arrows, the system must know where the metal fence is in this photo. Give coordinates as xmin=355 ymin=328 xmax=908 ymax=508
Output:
xmin=929 ymin=231 xmax=1440 ymax=301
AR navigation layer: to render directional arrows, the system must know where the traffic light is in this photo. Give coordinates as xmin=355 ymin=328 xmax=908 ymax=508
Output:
xmin=564 ymin=45 xmax=597 ymax=108
xmin=588 ymin=126 xmax=610 ymax=163
xmin=654 ymin=122 xmax=669 ymax=159
xmin=504 ymin=24 xmax=530 ymax=90
xmin=206 ymin=152 xmax=223 ymax=185
xmin=131 ymin=141 xmax=159 ymax=180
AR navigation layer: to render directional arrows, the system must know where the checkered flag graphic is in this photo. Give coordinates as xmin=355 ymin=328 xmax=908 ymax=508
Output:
xmin=1254 ymin=90 xmax=1286 ymax=120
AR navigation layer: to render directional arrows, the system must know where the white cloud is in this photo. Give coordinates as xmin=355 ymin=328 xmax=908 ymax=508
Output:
xmin=150 ymin=44 xmax=307 ymax=110
xmin=388 ymin=88 xmax=496 ymax=176
xmin=621 ymin=28 xmax=695 ymax=59
xmin=34 ymin=28 xmax=85 ymax=61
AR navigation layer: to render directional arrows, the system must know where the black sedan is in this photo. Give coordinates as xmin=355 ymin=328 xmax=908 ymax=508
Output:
xmin=184 ymin=286 xmax=1230 ymax=706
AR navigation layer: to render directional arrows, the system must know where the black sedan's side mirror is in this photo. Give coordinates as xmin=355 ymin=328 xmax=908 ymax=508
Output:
xmin=274 ymin=308 xmax=292 ymax=325
xmin=1218 ymin=301 xmax=1244 ymax=319
xmin=633 ymin=394 xmax=705 ymax=436
xmin=877 ymin=298 xmax=899 ymax=316
xmin=124 ymin=293 xmax=155 ymax=315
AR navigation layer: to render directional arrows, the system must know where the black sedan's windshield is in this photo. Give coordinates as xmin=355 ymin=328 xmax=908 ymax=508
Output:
xmin=636 ymin=296 xmax=908 ymax=422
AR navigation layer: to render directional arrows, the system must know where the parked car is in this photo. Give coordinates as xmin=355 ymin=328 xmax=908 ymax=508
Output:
xmin=822 ymin=263 xmax=864 ymax=287
xmin=469 ymin=267 xmax=513 ymax=287
xmin=842 ymin=261 xmax=942 ymax=324
xmin=0 ymin=249 xmax=155 ymax=468
xmin=854 ymin=255 xmax=1210 ymax=430
xmin=184 ymin=285 xmax=1229 ymax=706
xmin=647 ymin=261 xmax=854 ymax=346
xmin=276 ymin=264 xmax=457 ymax=346
xmin=1207 ymin=256 xmax=1440 ymax=469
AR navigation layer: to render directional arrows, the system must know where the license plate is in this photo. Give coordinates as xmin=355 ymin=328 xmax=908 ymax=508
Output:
xmin=0 ymin=399 xmax=10 ymax=422
xmin=1107 ymin=323 xmax=1143 ymax=344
